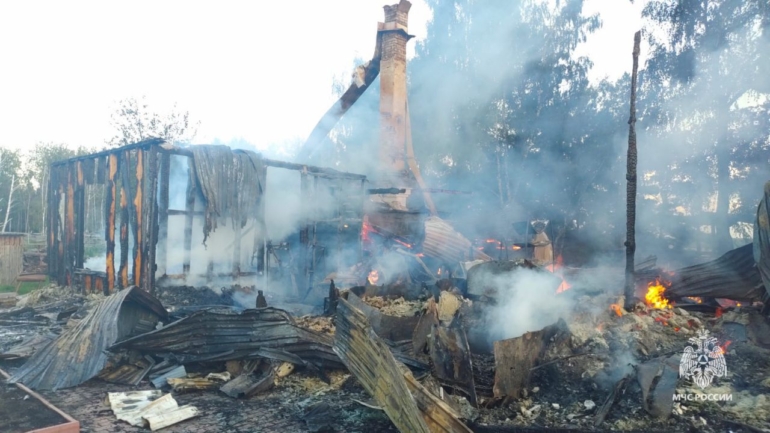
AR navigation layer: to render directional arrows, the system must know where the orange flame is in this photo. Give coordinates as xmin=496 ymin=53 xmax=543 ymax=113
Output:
xmin=610 ymin=304 xmax=624 ymax=317
xmin=686 ymin=297 xmax=703 ymax=304
xmin=716 ymin=340 xmax=733 ymax=355
xmin=367 ymin=270 xmax=379 ymax=285
xmin=547 ymin=255 xmax=571 ymax=293
xmin=645 ymin=279 xmax=672 ymax=309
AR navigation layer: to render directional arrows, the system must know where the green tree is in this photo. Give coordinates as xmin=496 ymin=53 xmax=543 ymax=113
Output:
xmin=640 ymin=0 xmax=770 ymax=252
xmin=108 ymin=97 xmax=199 ymax=147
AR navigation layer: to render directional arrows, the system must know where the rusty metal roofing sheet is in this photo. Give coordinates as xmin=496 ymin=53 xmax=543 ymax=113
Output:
xmin=111 ymin=307 xmax=344 ymax=369
xmin=10 ymin=286 xmax=167 ymax=390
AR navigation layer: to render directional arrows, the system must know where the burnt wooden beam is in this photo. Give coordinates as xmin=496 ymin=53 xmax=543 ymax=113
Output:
xmin=118 ymin=151 xmax=133 ymax=289
xmin=75 ymin=161 xmax=86 ymax=270
xmin=299 ymin=171 xmax=311 ymax=297
xmin=50 ymin=138 xmax=164 ymax=167
xmin=132 ymin=149 xmax=145 ymax=287
xmin=165 ymin=147 xmax=366 ymax=181
xmin=183 ymin=158 xmax=196 ymax=275
xmin=299 ymin=32 xmax=382 ymax=162
xmin=623 ymin=31 xmax=641 ymax=310
xmin=143 ymin=147 xmax=160 ymax=294
xmin=64 ymin=162 xmax=76 ymax=286
xmin=157 ymin=152 xmax=170 ymax=276
xmin=105 ymin=154 xmax=119 ymax=292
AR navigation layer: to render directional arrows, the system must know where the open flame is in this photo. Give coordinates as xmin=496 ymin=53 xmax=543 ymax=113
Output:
xmin=645 ymin=278 xmax=672 ymax=309
xmin=610 ymin=304 xmax=624 ymax=317
xmin=716 ymin=340 xmax=733 ymax=355
xmin=546 ymin=255 xmax=571 ymax=293
xmin=367 ymin=269 xmax=380 ymax=285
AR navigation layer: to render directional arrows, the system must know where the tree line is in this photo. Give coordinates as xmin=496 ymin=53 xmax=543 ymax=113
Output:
xmin=0 ymin=97 xmax=197 ymax=234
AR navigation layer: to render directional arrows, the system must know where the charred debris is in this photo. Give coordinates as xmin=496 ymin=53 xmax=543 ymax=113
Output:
xmin=2 ymin=1 xmax=770 ymax=432
xmin=1 ymin=135 xmax=769 ymax=431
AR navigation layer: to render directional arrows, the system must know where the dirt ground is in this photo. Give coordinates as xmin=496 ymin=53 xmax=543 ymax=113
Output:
xmin=0 ymin=381 xmax=67 ymax=433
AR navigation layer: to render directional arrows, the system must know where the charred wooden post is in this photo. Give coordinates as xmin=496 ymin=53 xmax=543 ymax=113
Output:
xmin=299 ymin=170 xmax=311 ymax=297
xmin=132 ymin=150 xmax=145 ymax=287
xmin=64 ymin=162 xmax=76 ymax=286
xmin=47 ymin=167 xmax=63 ymax=283
xmin=105 ymin=154 xmax=119 ymax=292
xmin=623 ymin=31 xmax=641 ymax=310
xmin=157 ymin=152 xmax=170 ymax=277
xmin=75 ymin=161 xmax=86 ymax=271
xmin=143 ymin=147 xmax=160 ymax=293
xmin=118 ymin=151 xmax=132 ymax=288
xmin=183 ymin=158 xmax=196 ymax=275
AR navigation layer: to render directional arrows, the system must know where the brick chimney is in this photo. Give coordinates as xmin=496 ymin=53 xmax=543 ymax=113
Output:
xmin=377 ymin=0 xmax=414 ymax=187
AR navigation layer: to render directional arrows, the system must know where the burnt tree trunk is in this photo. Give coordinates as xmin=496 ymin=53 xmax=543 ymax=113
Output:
xmin=624 ymin=31 xmax=641 ymax=310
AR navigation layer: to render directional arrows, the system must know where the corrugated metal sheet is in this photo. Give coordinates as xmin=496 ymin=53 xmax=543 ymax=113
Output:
xmin=111 ymin=307 xmax=345 ymax=370
xmin=668 ymin=243 xmax=765 ymax=302
xmin=423 ymin=217 xmax=490 ymax=264
xmin=10 ymin=286 xmax=167 ymax=390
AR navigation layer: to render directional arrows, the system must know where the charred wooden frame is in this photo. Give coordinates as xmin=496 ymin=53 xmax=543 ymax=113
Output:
xmin=47 ymin=139 xmax=367 ymax=295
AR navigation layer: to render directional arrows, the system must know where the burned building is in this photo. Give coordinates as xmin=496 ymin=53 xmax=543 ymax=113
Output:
xmin=45 ymin=138 xmax=367 ymax=298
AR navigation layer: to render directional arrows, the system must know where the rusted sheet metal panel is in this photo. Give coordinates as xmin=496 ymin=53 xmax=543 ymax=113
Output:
xmin=332 ymin=299 xmax=430 ymax=433
xmin=668 ymin=243 xmax=764 ymax=302
xmin=119 ymin=151 xmax=132 ymax=288
xmin=106 ymin=154 xmax=119 ymax=291
xmin=112 ymin=307 xmax=344 ymax=369
xmin=133 ymin=150 xmax=145 ymax=287
xmin=10 ymin=286 xmax=167 ymax=390
xmin=423 ymin=216 xmax=491 ymax=264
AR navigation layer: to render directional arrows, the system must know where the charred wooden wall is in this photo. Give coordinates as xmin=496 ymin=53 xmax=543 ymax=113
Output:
xmin=46 ymin=139 xmax=367 ymax=295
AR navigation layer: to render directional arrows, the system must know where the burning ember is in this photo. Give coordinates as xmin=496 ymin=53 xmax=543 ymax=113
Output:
xmin=686 ymin=296 xmax=703 ymax=304
xmin=610 ymin=304 xmax=624 ymax=317
xmin=367 ymin=269 xmax=380 ymax=285
xmin=645 ymin=278 xmax=672 ymax=309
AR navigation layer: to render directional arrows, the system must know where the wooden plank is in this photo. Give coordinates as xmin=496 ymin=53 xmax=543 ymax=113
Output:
xmin=182 ymin=158 xmax=195 ymax=275
xmin=133 ymin=150 xmax=145 ymax=287
xmin=118 ymin=151 xmax=132 ymax=288
xmin=105 ymin=154 xmax=119 ymax=292
xmin=157 ymin=152 xmax=170 ymax=276
xmin=143 ymin=147 xmax=159 ymax=293
xmin=64 ymin=162 xmax=76 ymax=286
xmin=75 ymin=161 xmax=85 ymax=270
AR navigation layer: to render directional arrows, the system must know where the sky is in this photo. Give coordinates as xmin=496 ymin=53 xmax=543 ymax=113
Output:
xmin=0 ymin=0 xmax=645 ymax=154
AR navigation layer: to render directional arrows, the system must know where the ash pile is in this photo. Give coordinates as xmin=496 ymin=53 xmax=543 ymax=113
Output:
xmin=2 ymin=248 xmax=770 ymax=433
